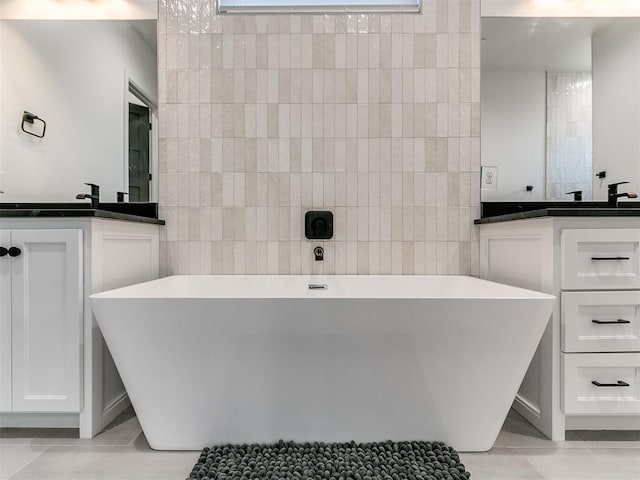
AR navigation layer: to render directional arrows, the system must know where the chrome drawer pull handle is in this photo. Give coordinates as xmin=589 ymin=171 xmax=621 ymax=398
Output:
xmin=592 ymin=380 xmax=630 ymax=387
xmin=591 ymin=256 xmax=630 ymax=261
xmin=308 ymin=284 xmax=328 ymax=290
xmin=592 ymin=319 xmax=631 ymax=325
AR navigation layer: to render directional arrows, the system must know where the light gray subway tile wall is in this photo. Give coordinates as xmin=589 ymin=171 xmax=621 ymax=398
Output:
xmin=158 ymin=0 xmax=481 ymax=275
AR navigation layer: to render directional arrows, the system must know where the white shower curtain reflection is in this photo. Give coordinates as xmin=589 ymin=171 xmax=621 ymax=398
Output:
xmin=546 ymin=72 xmax=593 ymax=200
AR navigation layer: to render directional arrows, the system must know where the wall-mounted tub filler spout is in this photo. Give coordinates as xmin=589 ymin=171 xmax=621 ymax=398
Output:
xmin=314 ymin=246 xmax=324 ymax=261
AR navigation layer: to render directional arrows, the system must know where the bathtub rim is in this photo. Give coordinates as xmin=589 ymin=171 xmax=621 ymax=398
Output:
xmin=90 ymin=274 xmax=556 ymax=301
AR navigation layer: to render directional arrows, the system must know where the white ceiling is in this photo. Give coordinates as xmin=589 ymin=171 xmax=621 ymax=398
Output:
xmin=481 ymin=17 xmax=639 ymax=71
xmin=0 ymin=0 xmax=158 ymax=20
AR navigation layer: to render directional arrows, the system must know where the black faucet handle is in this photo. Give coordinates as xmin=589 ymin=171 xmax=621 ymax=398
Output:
xmin=78 ymin=183 xmax=100 ymax=208
xmin=84 ymin=183 xmax=100 ymax=199
xmin=566 ymin=190 xmax=583 ymax=201
xmin=608 ymin=182 xmax=630 ymax=197
xmin=84 ymin=183 xmax=99 ymax=194
xmin=607 ymin=182 xmax=635 ymax=207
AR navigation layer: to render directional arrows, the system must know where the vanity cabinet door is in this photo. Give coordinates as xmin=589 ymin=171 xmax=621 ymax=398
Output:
xmin=0 ymin=230 xmax=11 ymax=412
xmin=11 ymin=229 xmax=83 ymax=412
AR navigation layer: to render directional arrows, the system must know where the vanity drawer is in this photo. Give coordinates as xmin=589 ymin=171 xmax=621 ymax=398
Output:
xmin=563 ymin=353 xmax=640 ymax=415
xmin=561 ymin=229 xmax=640 ymax=290
xmin=562 ymin=291 xmax=640 ymax=353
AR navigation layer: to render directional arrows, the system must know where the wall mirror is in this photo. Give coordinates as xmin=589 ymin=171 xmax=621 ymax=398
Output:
xmin=0 ymin=18 xmax=157 ymax=203
xmin=481 ymin=16 xmax=640 ymax=202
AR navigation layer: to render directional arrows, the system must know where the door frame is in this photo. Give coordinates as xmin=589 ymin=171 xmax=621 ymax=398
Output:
xmin=123 ymin=73 xmax=158 ymax=203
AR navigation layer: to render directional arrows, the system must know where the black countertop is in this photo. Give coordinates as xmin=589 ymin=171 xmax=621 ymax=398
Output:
xmin=475 ymin=201 xmax=640 ymax=225
xmin=0 ymin=203 xmax=165 ymax=225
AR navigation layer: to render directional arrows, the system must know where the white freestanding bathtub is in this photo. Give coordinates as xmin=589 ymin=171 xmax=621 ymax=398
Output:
xmin=91 ymin=275 xmax=554 ymax=452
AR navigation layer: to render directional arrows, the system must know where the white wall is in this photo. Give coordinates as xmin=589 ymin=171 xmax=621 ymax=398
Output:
xmin=481 ymin=70 xmax=547 ymax=201
xmin=0 ymin=21 xmax=157 ymax=202
xmin=482 ymin=0 xmax=640 ymax=17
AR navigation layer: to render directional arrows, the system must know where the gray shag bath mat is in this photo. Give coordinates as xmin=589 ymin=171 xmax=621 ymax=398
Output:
xmin=186 ymin=440 xmax=471 ymax=480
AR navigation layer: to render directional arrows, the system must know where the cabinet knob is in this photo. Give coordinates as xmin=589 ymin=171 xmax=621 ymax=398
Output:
xmin=8 ymin=247 xmax=21 ymax=257
xmin=0 ymin=247 xmax=7 ymax=257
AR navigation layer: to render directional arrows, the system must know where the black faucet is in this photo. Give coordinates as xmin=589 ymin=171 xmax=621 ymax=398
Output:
xmin=76 ymin=183 xmax=100 ymax=209
xmin=608 ymin=182 xmax=638 ymax=207
xmin=566 ymin=190 xmax=583 ymax=201
xmin=314 ymin=246 xmax=324 ymax=261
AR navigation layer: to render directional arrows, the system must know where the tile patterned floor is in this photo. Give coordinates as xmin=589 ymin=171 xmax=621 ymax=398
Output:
xmin=0 ymin=408 xmax=638 ymax=479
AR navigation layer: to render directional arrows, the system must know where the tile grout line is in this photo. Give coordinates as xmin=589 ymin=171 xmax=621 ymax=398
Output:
xmin=5 ymin=445 xmax=51 ymax=480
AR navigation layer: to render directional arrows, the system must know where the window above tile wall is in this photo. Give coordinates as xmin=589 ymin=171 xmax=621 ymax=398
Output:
xmin=218 ymin=0 xmax=421 ymax=14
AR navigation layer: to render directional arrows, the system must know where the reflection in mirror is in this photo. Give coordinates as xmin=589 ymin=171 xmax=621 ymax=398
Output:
xmin=546 ymin=71 xmax=592 ymax=200
xmin=481 ymin=17 xmax=640 ymax=202
xmin=0 ymin=19 xmax=157 ymax=203
xmin=127 ymin=78 xmax=158 ymax=203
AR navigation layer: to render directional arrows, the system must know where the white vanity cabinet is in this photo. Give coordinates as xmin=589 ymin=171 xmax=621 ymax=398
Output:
xmin=560 ymin=228 xmax=640 ymax=417
xmin=0 ymin=229 xmax=82 ymax=413
xmin=0 ymin=216 xmax=160 ymax=437
xmin=480 ymin=217 xmax=640 ymax=441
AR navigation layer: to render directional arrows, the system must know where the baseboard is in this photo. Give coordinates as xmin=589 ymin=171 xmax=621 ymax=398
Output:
xmin=566 ymin=415 xmax=640 ymax=430
xmin=513 ymin=394 xmax=542 ymax=425
xmin=102 ymin=392 xmax=130 ymax=428
xmin=0 ymin=412 xmax=79 ymax=428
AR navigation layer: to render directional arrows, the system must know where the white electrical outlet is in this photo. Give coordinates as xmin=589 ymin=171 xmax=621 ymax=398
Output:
xmin=481 ymin=166 xmax=498 ymax=191
xmin=0 ymin=172 xmax=4 ymax=194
